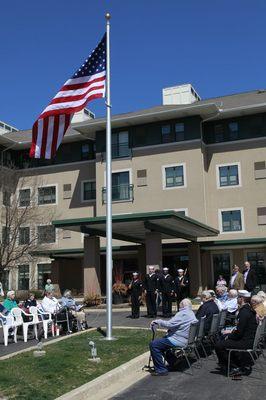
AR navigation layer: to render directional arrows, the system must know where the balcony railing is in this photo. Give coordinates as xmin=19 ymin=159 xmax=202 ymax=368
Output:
xmin=102 ymin=184 xmax=134 ymax=203
xmin=101 ymin=143 xmax=132 ymax=160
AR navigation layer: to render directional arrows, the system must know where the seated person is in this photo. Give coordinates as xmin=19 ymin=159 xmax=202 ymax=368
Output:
xmin=44 ymin=279 xmax=54 ymax=293
xmin=215 ymin=290 xmax=258 ymax=376
xmin=149 ymin=298 xmax=198 ymax=376
xmin=221 ymin=289 xmax=238 ymax=313
xmin=42 ymin=291 xmax=73 ymax=333
xmin=0 ymin=303 xmax=9 ymax=316
xmin=24 ymin=293 xmax=37 ymax=311
xmin=61 ymin=290 xmax=86 ymax=330
xmin=3 ymin=291 xmax=18 ymax=312
xmin=196 ymin=291 xmax=219 ymax=334
xmin=251 ymin=294 xmax=266 ymax=320
xmin=257 ymin=291 xmax=266 ymax=309
xmin=216 ymin=285 xmax=228 ymax=305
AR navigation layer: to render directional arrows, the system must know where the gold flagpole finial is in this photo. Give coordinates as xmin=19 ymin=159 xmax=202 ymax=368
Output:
xmin=105 ymin=13 xmax=111 ymax=20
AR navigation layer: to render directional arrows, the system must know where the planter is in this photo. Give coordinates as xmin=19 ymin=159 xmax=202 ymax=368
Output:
xmin=113 ymin=293 xmax=124 ymax=304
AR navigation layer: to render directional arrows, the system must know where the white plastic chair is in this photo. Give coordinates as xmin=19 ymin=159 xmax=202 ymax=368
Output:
xmin=0 ymin=312 xmax=16 ymax=346
xmin=10 ymin=307 xmax=24 ymax=342
xmin=20 ymin=306 xmax=43 ymax=343
xmin=37 ymin=308 xmax=54 ymax=339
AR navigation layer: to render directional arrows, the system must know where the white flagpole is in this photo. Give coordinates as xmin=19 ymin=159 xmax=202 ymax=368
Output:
xmin=105 ymin=12 xmax=113 ymax=340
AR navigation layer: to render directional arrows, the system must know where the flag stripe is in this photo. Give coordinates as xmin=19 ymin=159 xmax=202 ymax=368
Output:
xmin=30 ymin=33 xmax=106 ymax=159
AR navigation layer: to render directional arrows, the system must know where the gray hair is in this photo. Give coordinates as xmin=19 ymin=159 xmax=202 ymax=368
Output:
xmin=216 ymin=285 xmax=227 ymax=293
xmin=63 ymin=289 xmax=71 ymax=297
xmin=229 ymin=289 xmax=238 ymax=298
xmin=257 ymin=291 xmax=266 ymax=300
xmin=6 ymin=290 xmax=15 ymax=298
xmin=180 ymin=298 xmax=192 ymax=309
xmin=251 ymin=295 xmax=264 ymax=305
xmin=202 ymin=291 xmax=212 ymax=300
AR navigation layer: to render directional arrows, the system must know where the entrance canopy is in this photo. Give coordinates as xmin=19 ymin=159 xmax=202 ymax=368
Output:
xmin=53 ymin=211 xmax=219 ymax=243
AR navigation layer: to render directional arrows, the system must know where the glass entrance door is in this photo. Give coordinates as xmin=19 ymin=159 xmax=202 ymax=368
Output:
xmin=212 ymin=253 xmax=231 ymax=286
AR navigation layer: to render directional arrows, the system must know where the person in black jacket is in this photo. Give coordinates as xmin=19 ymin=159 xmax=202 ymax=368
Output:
xmin=159 ymin=267 xmax=175 ymax=317
xmin=174 ymin=269 xmax=189 ymax=311
xmin=24 ymin=293 xmax=37 ymax=311
xmin=128 ymin=272 xmax=143 ymax=318
xmin=215 ymin=290 xmax=258 ymax=375
xmin=144 ymin=265 xmax=159 ymax=318
xmin=243 ymin=261 xmax=257 ymax=293
xmin=196 ymin=291 xmax=219 ymax=334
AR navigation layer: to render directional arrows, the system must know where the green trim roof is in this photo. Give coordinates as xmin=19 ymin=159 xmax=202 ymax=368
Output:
xmin=53 ymin=210 xmax=219 ymax=244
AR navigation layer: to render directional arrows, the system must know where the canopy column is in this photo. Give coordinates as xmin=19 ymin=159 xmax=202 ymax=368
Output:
xmin=188 ymin=242 xmax=202 ymax=296
xmin=145 ymin=232 xmax=162 ymax=271
xmin=83 ymin=236 xmax=101 ymax=296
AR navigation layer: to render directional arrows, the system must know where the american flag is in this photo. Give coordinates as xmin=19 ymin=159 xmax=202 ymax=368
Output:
xmin=30 ymin=34 xmax=106 ymax=159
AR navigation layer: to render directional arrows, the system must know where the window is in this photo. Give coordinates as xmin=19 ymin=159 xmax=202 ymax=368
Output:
xmin=38 ymin=263 xmax=51 ymax=290
xmin=112 ymin=171 xmax=131 ymax=201
xmin=164 ymin=165 xmax=185 ymax=188
xmin=112 ymin=131 xmax=130 ymax=158
xmin=254 ymin=161 xmax=266 ymax=179
xmin=175 ymin=123 xmax=185 ymax=141
xmin=19 ymin=189 xmax=30 ymax=207
xmin=257 ymin=207 xmax=266 ymax=225
xmin=81 ymin=143 xmax=90 ymax=160
xmin=218 ymin=164 xmax=239 ymax=187
xmin=18 ymin=265 xmax=29 ymax=290
xmin=212 ymin=253 xmax=231 ymax=286
xmin=18 ymin=227 xmax=30 ymax=245
xmin=214 ymin=124 xmax=224 ymax=142
xmin=82 ymin=181 xmax=96 ymax=201
xmin=0 ymin=270 xmax=9 ymax=291
xmin=220 ymin=209 xmax=243 ymax=232
xmin=38 ymin=225 xmax=56 ymax=244
xmin=228 ymin=122 xmax=238 ymax=140
xmin=38 ymin=186 xmax=56 ymax=205
xmin=2 ymin=227 xmax=10 ymax=245
xmin=161 ymin=125 xmax=172 ymax=143
xmin=137 ymin=169 xmax=147 ymax=187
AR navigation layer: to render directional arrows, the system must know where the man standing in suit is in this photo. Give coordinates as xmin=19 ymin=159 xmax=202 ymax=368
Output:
xmin=229 ymin=265 xmax=244 ymax=290
xmin=144 ymin=265 xmax=158 ymax=318
xmin=243 ymin=261 xmax=257 ymax=293
xmin=159 ymin=267 xmax=175 ymax=318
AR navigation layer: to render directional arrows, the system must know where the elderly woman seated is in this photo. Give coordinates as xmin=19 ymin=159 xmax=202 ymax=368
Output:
xmin=41 ymin=291 xmax=73 ymax=334
xmin=3 ymin=291 xmax=18 ymax=312
xmin=61 ymin=290 xmax=86 ymax=330
xmin=251 ymin=294 xmax=266 ymax=320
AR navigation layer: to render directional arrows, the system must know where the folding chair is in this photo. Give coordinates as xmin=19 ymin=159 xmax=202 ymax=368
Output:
xmin=173 ymin=321 xmax=200 ymax=375
xmin=227 ymin=323 xmax=263 ymax=378
xmin=196 ymin=316 xmax=208 ymax=358
xmin=218 ymin=310 xmax=227 ymax=331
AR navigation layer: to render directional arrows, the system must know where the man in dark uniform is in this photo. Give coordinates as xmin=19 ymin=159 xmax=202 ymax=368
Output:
xmin=128 ymin=272 xmax=143 ymax=318
xmin=243 ymin=261 xmax=257 ymax=293
xmin=160 ymin=267 xmax=175 ymax=317
xmin=144 ymin=265 xmax=158 ymax=318
xmin=215 ymin=290 xmax=258 ymax=376
xmin=174 ymin=269 xmax=189 ymax=310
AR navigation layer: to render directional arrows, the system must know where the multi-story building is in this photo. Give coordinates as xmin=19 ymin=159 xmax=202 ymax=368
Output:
xmin=0 ymin=85 xmax=266 ymax=296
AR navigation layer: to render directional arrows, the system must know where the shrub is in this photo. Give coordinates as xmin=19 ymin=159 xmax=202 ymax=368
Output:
xmin=112 ymin=283 xmax=127 ymax=296
xmin=83 ymin=293 xmax=102 ymax=307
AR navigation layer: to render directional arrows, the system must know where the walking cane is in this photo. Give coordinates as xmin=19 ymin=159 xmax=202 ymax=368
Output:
xmin=142 ymin=323 xmax=157 ymax=371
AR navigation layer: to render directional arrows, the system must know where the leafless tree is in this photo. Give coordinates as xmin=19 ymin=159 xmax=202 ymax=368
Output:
xmin=0 ymin=164 xmax=57 ymax=283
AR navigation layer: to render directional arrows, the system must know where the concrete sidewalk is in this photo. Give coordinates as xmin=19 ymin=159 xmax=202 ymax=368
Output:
xmin=112 ymin=355 xmax=266 ymax=400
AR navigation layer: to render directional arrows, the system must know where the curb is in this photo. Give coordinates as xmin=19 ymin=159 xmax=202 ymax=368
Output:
xmin=55 ymin=350 xmax=150 ymax=400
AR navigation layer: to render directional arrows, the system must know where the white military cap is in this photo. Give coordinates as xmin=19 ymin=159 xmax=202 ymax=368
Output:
xmin=238 ymin=290 xmax=251 ymax=298
xmin=163 ymin=267 xmax=169 ymax=271
xmin=132 ymin=272 xmax=139 ymax=276
xmin=177 ymin=269 xmax=184 ymax=272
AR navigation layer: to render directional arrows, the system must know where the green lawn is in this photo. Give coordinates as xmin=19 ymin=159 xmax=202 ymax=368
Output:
xmin=0 ymin=328 xmax=155 ymax=400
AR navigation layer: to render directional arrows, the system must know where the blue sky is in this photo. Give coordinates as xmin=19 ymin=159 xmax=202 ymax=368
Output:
xmin=1 ymin=0 xmax=266 ymax=129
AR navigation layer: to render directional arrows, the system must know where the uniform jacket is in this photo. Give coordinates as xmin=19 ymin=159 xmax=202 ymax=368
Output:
xmin=129 ymin=279 xmax=143 ymax=297
xmin=174 ymin=275 xmax=189 ymax=296
xmin=143 ymin=273 xmax=158 ymax=292
xmin=159 ymin=274 xmax=175 ymax=293
xmin=229 ymin=303 xmax=257 ymax=345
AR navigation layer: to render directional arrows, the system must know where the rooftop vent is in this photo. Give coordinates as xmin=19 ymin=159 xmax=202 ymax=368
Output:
xmin=72 ymin=108 xmax=95 ymax=123
xmin=162 ymin=84 xmax=201 ymax=106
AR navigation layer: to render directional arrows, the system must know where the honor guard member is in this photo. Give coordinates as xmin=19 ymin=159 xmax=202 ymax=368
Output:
xmin=128 ymin=272 xmax=143 ymax=319
xmin=144 ymin=265 xmax=159 ymax=318
xmin=175 ymin=269 xmax=189 ymax=310
xmin=160 ymin=267 xmax=175 ymax=317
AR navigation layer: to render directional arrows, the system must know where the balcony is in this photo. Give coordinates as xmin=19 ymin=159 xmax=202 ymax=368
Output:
xmin=101 ymin=143 xmax=132 ymax=160
xmin=102 ymin=184 xmax=134 ymax=203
